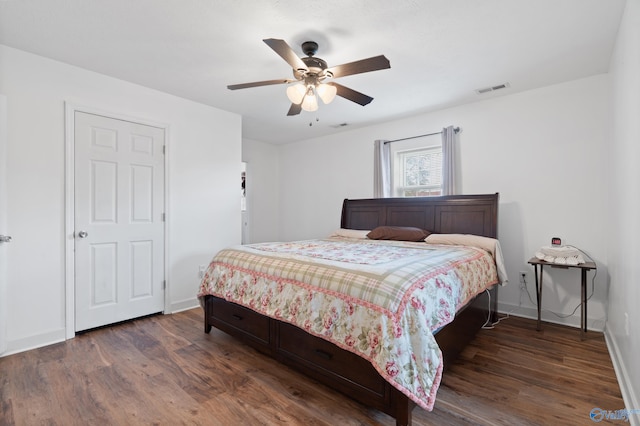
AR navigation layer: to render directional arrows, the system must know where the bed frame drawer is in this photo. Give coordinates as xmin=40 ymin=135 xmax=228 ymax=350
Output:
xmin=276 ymin=322 xmax=387 ymax=398
xmin=207 ymin=298 xmax=271 ymax=346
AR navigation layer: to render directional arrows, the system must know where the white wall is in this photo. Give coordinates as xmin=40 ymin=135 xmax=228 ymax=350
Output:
xmin=270 ymin=74 xmax=610 ymax=333
xmin=0 ymin=94 xmax=7 ymax=354
xmin=607 ymin=0 xmax=640 ymax=415
xmin=0 ymin=45 xmax=242 ymax=355
xmin=241 ymin=138 xmax=281 ymax=243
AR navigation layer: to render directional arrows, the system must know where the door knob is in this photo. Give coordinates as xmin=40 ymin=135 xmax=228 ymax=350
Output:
xmin=0 ymin=235 xmax=11 ymax=243
xmin=77 ymin=231 xmax=88 ymax=239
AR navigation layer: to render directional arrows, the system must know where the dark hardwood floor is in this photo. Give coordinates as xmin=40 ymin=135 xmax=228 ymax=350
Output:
xmin=0 ymin=309 xmax=624 ymax=425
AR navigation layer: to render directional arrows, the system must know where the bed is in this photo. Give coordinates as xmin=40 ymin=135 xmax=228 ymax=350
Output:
xmin=199 ymin=193 xmax=502 ymax=426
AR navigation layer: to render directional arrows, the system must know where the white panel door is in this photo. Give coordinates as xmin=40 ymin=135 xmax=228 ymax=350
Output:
xmin=74 ymin=111 xmax=165 ymax=332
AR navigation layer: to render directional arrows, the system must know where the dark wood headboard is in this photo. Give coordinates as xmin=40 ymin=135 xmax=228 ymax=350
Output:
xmin=340 ymin=193 xmax=499 ymax=238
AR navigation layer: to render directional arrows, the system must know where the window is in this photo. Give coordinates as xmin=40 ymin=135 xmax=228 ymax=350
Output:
xmin=393 ymin=146 xmax=442 ymax=197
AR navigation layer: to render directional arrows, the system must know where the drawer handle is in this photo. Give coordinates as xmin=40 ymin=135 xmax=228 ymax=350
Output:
xmin=314 ymin=349 xmax=333 ymax=360
xmin=232 ymin=314 xmax=243 ymax=321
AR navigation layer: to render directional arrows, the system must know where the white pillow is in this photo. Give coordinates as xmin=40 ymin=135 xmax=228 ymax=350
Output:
xmin=426 ymin=233 xmax=509 ymax=285
xmin=329 ymin=228 xmax=371 ymax=239
xmin=425 ymin=233 xmax=496 ymax=253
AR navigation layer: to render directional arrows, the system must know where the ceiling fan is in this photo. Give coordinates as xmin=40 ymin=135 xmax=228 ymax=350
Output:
xmin=227 ymin=38 xmax=391 ymax=116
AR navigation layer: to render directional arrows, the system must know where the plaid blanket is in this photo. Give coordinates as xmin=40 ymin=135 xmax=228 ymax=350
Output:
xmin=198 ymin=237 xmax=498 ymax=411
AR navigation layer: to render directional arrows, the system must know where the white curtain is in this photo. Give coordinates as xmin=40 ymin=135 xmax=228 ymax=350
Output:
xmin=373 ymin=140 xmax=391 ymax=198
xmin=441 ymin=126 xmax=456 ymax=195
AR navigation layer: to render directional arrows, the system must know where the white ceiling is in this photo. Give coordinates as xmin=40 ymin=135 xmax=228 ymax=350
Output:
xmin=0 ymin=0 xmax=626 ymax=144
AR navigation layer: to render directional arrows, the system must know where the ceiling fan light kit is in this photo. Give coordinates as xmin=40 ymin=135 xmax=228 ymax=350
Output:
xmin=227 ymin=38 xmax=390 ymax=116
xmin=287 ymin=82 xmax=337 ymax=112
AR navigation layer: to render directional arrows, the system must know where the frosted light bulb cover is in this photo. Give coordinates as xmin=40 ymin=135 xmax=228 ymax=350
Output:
xmin=286 ymin=84 xmax=306 ymax=104
xmin=301 ymin=93 xmax=318 ymax=112
xmin=316 ymin=84 xmax=337 ymax=104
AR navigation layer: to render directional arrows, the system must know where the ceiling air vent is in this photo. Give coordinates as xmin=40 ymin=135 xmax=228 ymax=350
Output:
xmin=475 ymin=82 xmax=510 ymax=95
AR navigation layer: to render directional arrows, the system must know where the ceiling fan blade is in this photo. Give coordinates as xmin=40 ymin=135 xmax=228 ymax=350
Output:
xmin=327 ymin=55 xmax=390 ymax=79
xmin=287 ymin=103 xmax=302 ymax=116
xmin=263 ymin=38 xmax=308 ymax=71
xmin=227 ymin=79 xmax=294 ymax=90
xmin=330 ymin=83 xmax=374 ymax=106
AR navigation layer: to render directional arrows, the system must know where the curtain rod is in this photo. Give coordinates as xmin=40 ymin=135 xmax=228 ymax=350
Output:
xmin=383 ymin=127 xmax=460 ymax=144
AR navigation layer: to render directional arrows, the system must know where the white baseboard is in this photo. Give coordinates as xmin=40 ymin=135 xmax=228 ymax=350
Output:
xmin=497 ymin=301 xmax=605 ymax=332
xmin=604 ymin=326 xmax=639 ymax=426
xmin=169 ymin=297 xmax=200 ymax=314
xmin=1 ymin=328 xmax=66 ymax=358
xmin=1 ymin=299 xmax=200 ymax=358
xmin=1 ymin=300 xmax=201 ymax=358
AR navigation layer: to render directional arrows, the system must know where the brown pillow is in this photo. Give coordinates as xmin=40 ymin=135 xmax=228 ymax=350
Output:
xmin=366 ymin=226 xmax=431 ymax=242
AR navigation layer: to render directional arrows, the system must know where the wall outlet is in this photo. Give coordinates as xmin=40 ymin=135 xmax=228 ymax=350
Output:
xmin=519 ymin=271 xmax=528 ymax=285
xmin=199 ymin=264 xmax=207 ymax=279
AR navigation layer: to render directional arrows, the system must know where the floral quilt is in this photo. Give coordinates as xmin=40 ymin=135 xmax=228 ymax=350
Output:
xmin=198 ymin=237 xmax=498 ymax=411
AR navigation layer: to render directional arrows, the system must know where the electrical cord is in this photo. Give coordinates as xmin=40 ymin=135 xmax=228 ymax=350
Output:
xmin=522 ymin=273 xmax=596 ymax=318
xmin=480 ymin=288 xmax=515 ymax=329
xmin=481 ymin=289 xmax=493 ymax=328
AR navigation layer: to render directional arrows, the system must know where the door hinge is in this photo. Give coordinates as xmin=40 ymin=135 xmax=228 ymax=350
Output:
xmin=162 ymin=280 xmax=166 ymax=290
xmin=163 ymin=145 xmax=166 ymax=155
xmin=161 ymin=213 xmax=165 ymax=222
